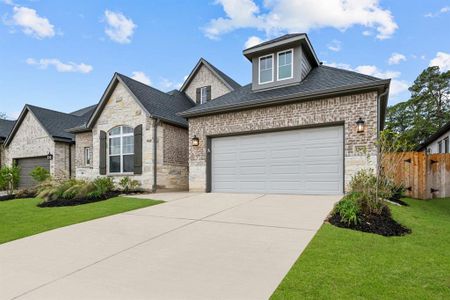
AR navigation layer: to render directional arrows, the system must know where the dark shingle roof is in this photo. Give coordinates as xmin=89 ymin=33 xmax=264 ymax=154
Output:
xmin=26 ymin=105 xmax=91 ymax=141
xmin=117 ymin=73 xmax=195 ymax=127
xmin=180 ymin=65 xmax=389 ymax=117
xmin=244 ymin=33 xmax=305 ymax=51
xmin=0 ymin=119 xmax=15 ymax=140
xmin=70 ymin=105 xmax=97 ymax=117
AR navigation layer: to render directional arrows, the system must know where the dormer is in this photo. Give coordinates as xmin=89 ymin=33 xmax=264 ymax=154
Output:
xmin=243 ymin=33 xmax=320 ymax=91
xmin=180 ymin=58 xmax=241 ymax=104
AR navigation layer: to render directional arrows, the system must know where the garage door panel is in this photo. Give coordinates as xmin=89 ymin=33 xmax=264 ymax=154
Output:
xmin=211 ymin=126 xmax=343 ymax=194
xmin=269 ymin=165 xmax=301 ymax=174
xmin=16 ymin=157 xmax=50 ymax=189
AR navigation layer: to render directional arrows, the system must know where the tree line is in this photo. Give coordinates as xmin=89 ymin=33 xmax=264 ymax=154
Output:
xmin=385 ymin=66 xmax=450 ymax=149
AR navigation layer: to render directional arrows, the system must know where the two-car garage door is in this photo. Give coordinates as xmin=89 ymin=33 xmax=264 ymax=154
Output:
xmin=211 ymin=126 xmax=343 ymax=195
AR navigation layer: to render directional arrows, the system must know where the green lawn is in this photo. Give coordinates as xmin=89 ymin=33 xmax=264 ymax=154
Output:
xmin=0 ymin=197 xmax=163 ymax=244
xmin=271 ymin=198 xmax=450 ymax=299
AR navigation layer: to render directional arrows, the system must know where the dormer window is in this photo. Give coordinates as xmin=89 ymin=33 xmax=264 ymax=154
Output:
xmin=200 ymin=86 xmax=208 ymax=104
xmin=259 ymin=54 xmax=274 ymax=84
xmin=196 ymin=86 xmax=211 ymax=104
xmin=278 ymin=49 xmax=293 ymax=80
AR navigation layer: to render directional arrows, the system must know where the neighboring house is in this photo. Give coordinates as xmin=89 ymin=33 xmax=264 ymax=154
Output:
xmin=3 ymin=105 xmax=95 ymax=188
xmin=69 ymin=72 xmax=196 ymax=191
xmin=180 ymin=33 xmax=390 ymax=194
xmin=0 ymin=119 xmax=15 ymax=167
xmin=417 ymin=120 xmax=450 ymax=153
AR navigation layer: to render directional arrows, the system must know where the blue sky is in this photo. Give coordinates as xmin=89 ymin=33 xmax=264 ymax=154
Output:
xmin=1 ymin=0 xmax=449 ymax=120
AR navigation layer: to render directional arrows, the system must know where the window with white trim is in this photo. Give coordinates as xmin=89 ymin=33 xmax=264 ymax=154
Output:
xmin=438 ymin=140 xmax=443 ymax=153
xmin=444 ymin=137 xmax=449 ymax=153
xmin=109 ymin=126 xmax=134 ymax=173
xmin=259 ymin=55 xmax=273 ymax=84
xmin=278 ymin=50 xmax=293 ymax=80
xmin=200 ymin=86 xmax=208 ymax=104
xmin=84 ymin=147 xmax=91 ymax=166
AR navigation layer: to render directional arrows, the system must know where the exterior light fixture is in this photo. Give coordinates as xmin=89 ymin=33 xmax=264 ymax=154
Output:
xmin=356 ymin=118 xmax=365 ymax=133
xmin=192 ymin=135 xmax=200 ymax=146
xmin=46 ymin=152 xmax=54 ymax=160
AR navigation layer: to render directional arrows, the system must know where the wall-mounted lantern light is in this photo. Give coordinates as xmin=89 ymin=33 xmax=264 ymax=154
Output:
xmin=192 ymin=135 xmax=200 ymax=147
xmin=356 ymin=118 xmax=365 ymax=133
xmin=46 ymin=152 xmax=54 ymax=160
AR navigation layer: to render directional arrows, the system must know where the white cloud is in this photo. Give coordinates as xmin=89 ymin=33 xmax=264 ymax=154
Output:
xmin=327 ymin=39 xmax=342 ymax=52
xmin=8 ymin=6 xmax=55 ymax=39
xmin=326 ymin=62 xmax=409 ymax=98
xmin=388 ymin=52 xmax=406 ymax=65
xmin=429 ymin=52 xmax=450 ymax=71
xmin=204 ymin=0 xmax=398 ymax=40
xmin=26 ymin=58 xmax=93 ymax=73
xmin=158 ymin=78 xmax=183 ymax=91
xmin=104 ymin=10 xmax=136 ymax=44
xmin=131 ymin=71 xmax=151 ymax=85
xmin=244 ymin=36 xmax=264 ymax=49
xmin=425 ymin=6 xmax=450 ymax=18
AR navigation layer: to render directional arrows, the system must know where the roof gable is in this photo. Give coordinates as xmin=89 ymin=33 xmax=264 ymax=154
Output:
xmin=86 ymin=73 xmax=195 ymax=129
xmin=5 ymin=105 xmax=89 ymax=146
xmin=180 ymin=58 xmax=241 ymax=92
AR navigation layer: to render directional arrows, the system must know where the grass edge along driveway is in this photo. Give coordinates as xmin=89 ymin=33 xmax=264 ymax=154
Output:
xmin=271 ymin=197 xmax=450 ymax=299
xmin=0 ymin=197 xmax=163 ymax=244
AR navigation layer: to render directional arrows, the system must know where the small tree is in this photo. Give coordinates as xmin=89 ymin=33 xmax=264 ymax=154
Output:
xmin=0 ymin=165 xmax=20 ymax=195
xmin=30 ymin=166 xmax=51 ymax=183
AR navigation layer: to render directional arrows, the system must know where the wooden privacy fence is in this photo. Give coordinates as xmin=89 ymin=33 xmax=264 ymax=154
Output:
xmin=382 ymin=152 xmax=450 ymax=199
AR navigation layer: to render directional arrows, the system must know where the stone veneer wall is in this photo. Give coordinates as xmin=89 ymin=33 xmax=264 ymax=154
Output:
xmin=74 ymin=131 xmax=94 ymax=179
xmin=74 ymin=82 xmax=189 ymax=191
xmin=188 ymin=91 xmax=379 ymax=192
xmin=158 ymin=123 xmax=189 ymax=190
xmin=184 ymin=65 xmax=232 ymax=103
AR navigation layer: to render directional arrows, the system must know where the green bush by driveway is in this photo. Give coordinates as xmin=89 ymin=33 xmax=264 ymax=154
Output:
xmin=271 ymin=198 xmax=450 ymax=299
xmin=0 ymin=197 xmax=163 ymax=244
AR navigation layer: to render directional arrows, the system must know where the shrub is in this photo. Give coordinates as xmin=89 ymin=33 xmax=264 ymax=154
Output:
xmin=30 ymin=166 xmax=50 ymax=183
xmin=349 ymin=169 xmax=388 ymax=215
xmin=118 ymin=177 xmax=141 ymax=193
xmin=334 ymin=193 xmax=361 ymax=225
xmin=91 ymin=177 xmax=115 ymax=195
xmin=37 ymin=177 xmax=115 ymax=203
xmin=0 ymin=165 xmax=20 ymax=195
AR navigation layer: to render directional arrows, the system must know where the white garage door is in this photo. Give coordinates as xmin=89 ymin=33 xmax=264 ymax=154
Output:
xmin=211 ymin=126 xmax=343 ymax=194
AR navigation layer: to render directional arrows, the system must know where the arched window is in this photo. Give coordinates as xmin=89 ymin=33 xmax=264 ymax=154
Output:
xmin=109 ymin=126 xmax=134 ymax=173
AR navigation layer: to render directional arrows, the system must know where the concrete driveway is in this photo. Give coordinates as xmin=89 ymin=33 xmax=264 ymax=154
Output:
xmin=0 ymin=193 xmax=340 ymax=300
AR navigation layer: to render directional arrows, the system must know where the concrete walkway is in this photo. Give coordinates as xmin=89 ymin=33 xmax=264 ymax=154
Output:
xmin=0 ymin=193 xmax=340 ymax=300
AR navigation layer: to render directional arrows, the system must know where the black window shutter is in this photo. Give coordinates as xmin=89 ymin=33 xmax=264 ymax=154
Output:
xmin=206 ymin=86 xmax=211 ymax=101
xmin=134 ymin=125 xmax=143 ymax=174
xmin=196 ymin=88 xmax=201 ymax=103
xmin=99 ymin=131 xmax=107 ymax=175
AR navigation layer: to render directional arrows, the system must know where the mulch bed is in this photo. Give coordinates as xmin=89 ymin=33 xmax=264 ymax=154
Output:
xmin=38 ymin=191 xmax=121 ymax=207
xmin=329 ymin=206 xmax=411 ymax=237
xmin=388 ymin=196 xmax=409 ymax=206
xmin=0 ymin=194 xmax=16 ymax=201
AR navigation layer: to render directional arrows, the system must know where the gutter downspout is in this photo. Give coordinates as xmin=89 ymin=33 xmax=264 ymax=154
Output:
xmin=152 ymin=119 xmax=160 ymax=192
xmin=376 ymin=86 xmax=389 ymax=201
